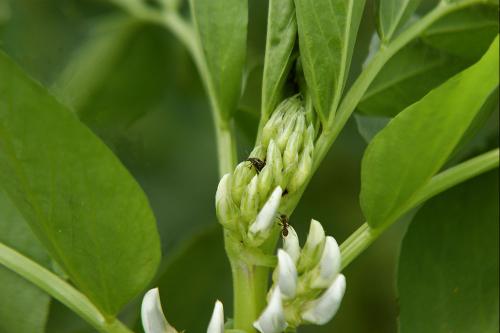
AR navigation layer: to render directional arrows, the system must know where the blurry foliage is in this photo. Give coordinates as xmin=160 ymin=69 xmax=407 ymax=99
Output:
xmin=0 ymin=0 xmax=497 ymax=332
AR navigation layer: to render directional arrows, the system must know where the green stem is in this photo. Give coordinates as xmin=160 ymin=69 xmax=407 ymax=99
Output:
xmin=215 ymin=119 xmax=238 ymax=175
xmin=0 ymin=242 xmax=133 ymax=333
xmin=340 ymin=148 xmax=499 ymax=269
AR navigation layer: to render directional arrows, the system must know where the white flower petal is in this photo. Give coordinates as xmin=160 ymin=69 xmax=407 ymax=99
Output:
xmin=302 ymin=274 xmax=346 ymax=325
xmin=311 ymin=236 xmax=341 ymax=288
xmin=277 ymin=249 xmax=298 ymax=300
xmin=207 ymin=300 xmax=224 ymax=333
xmin=253 ymin=287 xmax=287 ymax=333
xmin=141 ymin=288 xmax=178 ymax=333
xmin=298 ymin=219 xmax=325 ymax=271
xmin=283 ymin=226 xmax=300 ymax=263
xmin=248 ymin=186 xmax=282 ymax=236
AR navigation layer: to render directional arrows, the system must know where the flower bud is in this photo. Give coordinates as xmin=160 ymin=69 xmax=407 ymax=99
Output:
xmin=310 ymin=236 xmax=341 ymax=289
xmin=301 ymin=274 xmax=346 ymax=325
xmin=277 ymin=249 xmax=298 ymax=300
xmin=267 ymin=140 xmax=283 ymax=186
xmin=240 ymin=175 xmax=260 ymax=223
xmin=283 ymin=132 xmax=300 ymax=170
xmin=248 ymin=186 xmax=282 ymax=245
xmin=232 ymin=162 xmax=254 ymax=204
xmin=215 ymin=174 xmax=239 ymax=227
xmin=262 ymin=108 xmax=285 ymax=147
xmin=207 ymin=300 xmax=224 ymax=333
xmin=287 ymin=143 xmax=313 ymax=193
xmin=141 ymin=288 xmax=178 ymax=333
xmin=298 ymin=220 xmax=326 ymax=272
xmin=254 ymin=287 xmax=287 ymax=333
xmin=257 ymin=164 xmax=273 ymax=203
xmin=283 ymin=226 xmax=300 ymax=264
xmin=277 ymin=112 xmax=298 ymax=152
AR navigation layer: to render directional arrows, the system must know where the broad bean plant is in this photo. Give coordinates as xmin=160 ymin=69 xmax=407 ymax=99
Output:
xmin=0 ymin=0 xmax=498 ymax=333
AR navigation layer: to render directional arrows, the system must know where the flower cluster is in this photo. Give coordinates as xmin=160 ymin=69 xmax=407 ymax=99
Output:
xmin=254 ymin=220 xmax=346 ymax=333
xmin=216 ymin=95 xmax=315 ymax=246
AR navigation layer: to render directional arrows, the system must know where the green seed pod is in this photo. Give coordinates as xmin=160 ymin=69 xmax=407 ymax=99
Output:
xmin=240 ymin=175 xmax=260 ymax=223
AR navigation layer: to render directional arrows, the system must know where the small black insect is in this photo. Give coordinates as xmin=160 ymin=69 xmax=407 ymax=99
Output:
xmin=246 ymin=157 xmax=266 ymax=173
xmin=277 ymin=214 xmax=290 ymax=237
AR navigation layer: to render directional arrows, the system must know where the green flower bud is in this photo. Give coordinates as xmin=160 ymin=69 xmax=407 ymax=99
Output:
xmin=276 ymin=112 xmax=298 ymax=152
xmin=257 ymin=164 xmax=274 ymax=203
xmin=267 ymin=140 xmax=283 ymax=187
xmin=262 ymin=109 xmax=285 ymax=148
xmin=240 ymin=175 xmax=260 ymax=223
xmin=283 ymin=132 xmax=300 ymax=170
xmin=215 ymin=174 xmax=239 ymax=227
xmin=232 ymin=162 xmax=254 ymax=204
xmin=287 ymin=142 xmax=313 ymax=193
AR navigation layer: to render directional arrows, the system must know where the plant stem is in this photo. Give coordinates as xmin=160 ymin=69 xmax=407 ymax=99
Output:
xmin=340 ymin=148 xmax=499 ymax=269
xmin=0 ymin=242 xmax=133 ymax=333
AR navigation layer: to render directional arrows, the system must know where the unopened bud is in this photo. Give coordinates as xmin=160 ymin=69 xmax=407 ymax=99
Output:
xmin=283 ymin=132 xmax=300 ymax=170
xmin=301 ymin=274 xmax=346 ymax=325
xmin=232 ymin=162 xmax=254 ymax=204
xmin=215 ymin=174 xmax=239 ymax=226
xmin=277 ymin=112 xmax=298 ymax=152
xmin=207 ymin=300 xmax=224 ymax=333
xmin=257 ymin=164 xmax=273 ymax=203
xmin=310 ymin=236 xmax=341 ymax=289
xmin=277 ymin=249 xmax=298 ymax=300
xmin=254 ymin=287 xmax=287 ymax=333
xmin=267 ymin=140 xmax=283 ymax=186
xmin=298 ymin=220 xmax=326 ymax=272
xmin=248 ymin=186 xmax=282 ymax=245
xmin=262 ymin=109 xmax=285 ymax=147
xmin=240 ymin=175 xmax=260 ymax=223
xmin=287 ymin=144 xmax=313 ymax=193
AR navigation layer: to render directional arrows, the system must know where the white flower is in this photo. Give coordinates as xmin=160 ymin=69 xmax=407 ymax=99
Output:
xmin=277 ymin=249 xmax=298 ymax=299
xmin=283 ymin=226 xmax=300 ymax=263
xmin=207 ymin=300 xmax=224 ymax=333
xmin=141 ymin=288 xmax=178 ymax=333
xmin=310 ymin=236 xmax=341 ymax=289
xmin=253 ymin=287 xmax=287 ymax=333
xmin=248 ymin=186 xmax=282 ymax=244
xmin=298 ymin=219 xmax=326 ymax=271
xmin=301 ymin=274 xmax=346 ymax=325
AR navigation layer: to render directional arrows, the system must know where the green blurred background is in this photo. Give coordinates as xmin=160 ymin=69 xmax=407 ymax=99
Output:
xmin=0 ymin=0 xmax=495 ymax=332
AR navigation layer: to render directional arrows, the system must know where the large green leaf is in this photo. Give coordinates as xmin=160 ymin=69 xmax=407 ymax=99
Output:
xmin=376 ymin=0 xmax=421 ymax=42
xmin=261 ymin=0 xmax=297 ymax=119
xmin=422 ymin=4 xmax=499 ymax=60
xmin=358 ymin=40 xmax=469 ymax=117
xmin=190 ymin=0 xmax=248 ymax=119
xmin=294 ymin=0 xmax=366 ymax=122
xmin=398 ymin=171 xmax=499 ymax=333
xmin=0 ymin=51 xmax=161 ymax=315
xmin=360 ymin=37 xmax=499 ymax=228
xmin=0 ymin=190 xmax=51 ymax=333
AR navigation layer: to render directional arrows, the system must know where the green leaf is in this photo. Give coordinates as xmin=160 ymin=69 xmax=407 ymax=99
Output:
xmin=151 ymin=227 xmax=232 ymax=332
xmin=190 ymin=0 xmax=248 ymax=119
xmin=376 ymin=0 xmax=421 ymax=42
xmin=261 ymin=0 xmax=297 ymax=119
xmin=294 ymin=0 xmax=366 ymax=122
xmin=354 ymin=114 xmax=390 ymax=143
xmin=0 ymin=190 xmax=51 ymax=333
xmin=398 ymin=170 xmax=499 ymax=333
xmin=422 ymin=4 xmax=499 ymax=60
xmin=358 ymin=39 xmax=469 ymax=117
xmin=0 ymin=51 xmax=161 ymax=315
xmin=360 ymin=36 xmax=499 ymax=228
